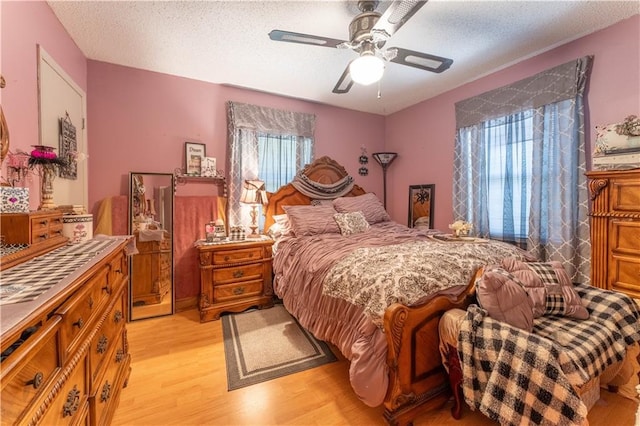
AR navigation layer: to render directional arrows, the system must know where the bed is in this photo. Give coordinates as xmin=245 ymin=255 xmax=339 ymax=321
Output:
xmin=438 ymin=259 xmax=640 ymax=426
xmin=264 ymin=156 xmax=533 ymax=425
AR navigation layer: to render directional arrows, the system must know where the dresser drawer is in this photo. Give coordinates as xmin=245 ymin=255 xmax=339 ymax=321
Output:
xmin=27 ymin=351 xmax=88 ymax=426
xmin=213 ymin=263 xmax=263 ymax=285
xmin=57 ymin=268 xmax=111 ymax=362
xmin=90 ymin=335 xmax=127 ymax=426
xmin=212 ymin=247 xmax=263 ymax=265
xmin=214 ymin=280 xmax=263 ymax=302
xmin=0 ymin=317 xmax=61 ymax=421
xmin=89 ymin=291 xmax=126 ymax=383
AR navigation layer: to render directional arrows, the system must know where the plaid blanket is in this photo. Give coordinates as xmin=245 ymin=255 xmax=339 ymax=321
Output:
xmin=458 ymin=285 xmax=640 ymax=426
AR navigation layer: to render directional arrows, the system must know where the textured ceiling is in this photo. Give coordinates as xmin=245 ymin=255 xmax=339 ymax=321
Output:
xmin=48 ymin=1 xmax=639 ymax=116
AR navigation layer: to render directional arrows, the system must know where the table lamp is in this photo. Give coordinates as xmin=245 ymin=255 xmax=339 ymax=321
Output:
xmin=240 ymin=179 xmax=267 ymax=238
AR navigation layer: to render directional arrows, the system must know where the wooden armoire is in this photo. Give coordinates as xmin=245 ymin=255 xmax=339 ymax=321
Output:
xmin=586 ymin=169 xmax=640 ymax=299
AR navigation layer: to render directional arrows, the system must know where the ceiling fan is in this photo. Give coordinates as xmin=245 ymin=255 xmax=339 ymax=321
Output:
xmin=269 ymin=0 xmax=453 ymax=94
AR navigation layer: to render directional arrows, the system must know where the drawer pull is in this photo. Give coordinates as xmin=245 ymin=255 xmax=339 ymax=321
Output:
xmin=102 ymin=285 xmax=112 ymax=295
xmin=63 ymin=385 xmax=80 ymax=417
xmin=73 ymin=318 xmax=84 ymax=329
xmin=233 ymin=287 xmax=245 ymax=295
xmin=115 ymin=349 xmax=125 ymax=363
xmin=39 ymin=220 xmax=48 ymax=226
xmin=97 ymin=335 xmax=108 ymax=354
xmin=233 ymin=270 xmax=245 ymax=279
xmin=26 ymin=372 xmax=44 ymax=389
xmin=249 ymin=253 xmax=254 ymax=257
xmin=224 ymin=255 xmax=230 ymax=261
xmin=37 ymin=234 xmax=48 ymax=240
xmin=88 ymin=296 xmax=94 ymax=309
xmin=114 ymin=310 xmax=123 ymax=323
xmin=100 ymin=381 xmax=112 ymax=403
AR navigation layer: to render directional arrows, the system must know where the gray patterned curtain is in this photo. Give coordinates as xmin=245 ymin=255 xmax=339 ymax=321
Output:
xmin=227 ymin=101 xmax=316 ymax=228
xmin=453 ymin=56 xmax=592 ymax=282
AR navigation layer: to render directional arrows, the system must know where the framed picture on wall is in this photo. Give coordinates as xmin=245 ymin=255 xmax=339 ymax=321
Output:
xmin=408 ymin=184 xmax=435 ymax=229
xmin=184 ymin=142 xmax=206 ymax=176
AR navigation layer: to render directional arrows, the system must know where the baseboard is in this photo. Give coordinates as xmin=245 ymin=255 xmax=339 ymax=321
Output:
xmin=176 ymin=296 xmax=198 ymax=312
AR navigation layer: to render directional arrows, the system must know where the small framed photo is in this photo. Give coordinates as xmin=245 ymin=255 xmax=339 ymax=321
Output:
xmin=201 ymin=157 xmax=217 ymax=177
xmin=184 ymin=142 xmax=206 ymax=176
xmin=408 ymin=184 xmax=435 ymax=229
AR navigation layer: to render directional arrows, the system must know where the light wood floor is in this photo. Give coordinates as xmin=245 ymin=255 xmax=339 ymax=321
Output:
xmin=112 ymin=309 xmax=638 ymax=426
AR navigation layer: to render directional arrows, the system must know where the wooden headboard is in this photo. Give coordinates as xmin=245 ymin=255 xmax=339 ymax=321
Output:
xmin=263 ymin=156 xmax=366 ymax=230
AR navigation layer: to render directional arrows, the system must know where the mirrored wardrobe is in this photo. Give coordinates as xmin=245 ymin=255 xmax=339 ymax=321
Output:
xmin=128 ymin=172 xmax=174 ymax=320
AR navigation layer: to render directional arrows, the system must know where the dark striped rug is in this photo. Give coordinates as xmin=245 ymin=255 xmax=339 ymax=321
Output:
xmin=221 ymin=304 xmax=337 ymax=390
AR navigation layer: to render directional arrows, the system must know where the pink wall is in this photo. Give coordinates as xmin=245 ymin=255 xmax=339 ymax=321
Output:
xmin=1 ymin=1 xmax=87 ymax=209
xmin=385 ymin=15 xmax=640 ymax=231
xmin=87 ymin=61 xmax=385 ymax=212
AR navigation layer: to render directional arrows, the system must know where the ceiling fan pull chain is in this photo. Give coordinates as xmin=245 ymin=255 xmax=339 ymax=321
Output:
xmin=377 ymin=79 xmax=382 ymax=99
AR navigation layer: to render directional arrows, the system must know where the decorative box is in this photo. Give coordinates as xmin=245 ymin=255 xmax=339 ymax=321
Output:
xmin=228 ymin=226 xmax=246 ymax=241
xmin=0 ymin=187 xmax=29 ymax=213
xmin=62 ymin=214 xmax=93 ymax=244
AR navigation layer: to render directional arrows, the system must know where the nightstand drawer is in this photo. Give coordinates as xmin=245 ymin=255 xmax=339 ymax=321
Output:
xmin=214 ymin=280 xmax=263 ymax=302
xmin=213 ymin=247 xmax=263 ymax=265
xmin=213 ymin=263 xmax=263 ymax=284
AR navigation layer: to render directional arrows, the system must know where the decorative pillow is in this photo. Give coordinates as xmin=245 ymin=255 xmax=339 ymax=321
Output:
xmin=282 ymin=205 xmax=340 ymax=236
xmin=333 ymin=211 xmax=370 ymax=236
xmin=499 ymin=258 xmax=589 ymax=320
xmin=267 ymin=214 xmax=292 ymax=240
xmin=476 ymin=266 xmax=535 ymax=332
xmin=332 ymin=193 xmax=390 ymax=224
xmin=310 ymin=199 xmax=333 ymax=206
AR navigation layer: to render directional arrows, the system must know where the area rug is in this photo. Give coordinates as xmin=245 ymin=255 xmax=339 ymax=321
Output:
xmin=221 ymin=304 xmax=337 ymax=390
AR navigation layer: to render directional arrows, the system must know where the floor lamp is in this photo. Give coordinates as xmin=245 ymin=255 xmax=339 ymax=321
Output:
xmin=372 ymin=152 xmax=398 ymax=209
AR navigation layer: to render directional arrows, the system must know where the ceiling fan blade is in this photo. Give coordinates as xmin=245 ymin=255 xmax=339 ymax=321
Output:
xmin=372 ymin=0 xmax=428 ymax=40
xmin=388 ymin=47 xmax=453 ymax=73
xmin=332 ymin=63 xmax=354 ymax=94
xmin=269 ymin=30 xmax=347 ymax=48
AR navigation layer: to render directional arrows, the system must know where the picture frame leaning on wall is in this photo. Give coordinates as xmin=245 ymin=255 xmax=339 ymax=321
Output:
xmin=184 ymin=142 xmax=206 ymax=176
xmin=408 ymin=184 xmax=435 ymax=229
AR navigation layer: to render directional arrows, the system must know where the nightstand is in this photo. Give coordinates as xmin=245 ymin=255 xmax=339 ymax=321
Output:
xmin=195 ymin=238 xmax=274 ymax=322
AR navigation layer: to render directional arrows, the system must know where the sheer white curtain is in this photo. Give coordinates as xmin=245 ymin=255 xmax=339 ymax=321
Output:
xmin=227 ymin=102 xmax=315 ymax=229
xmin=453 ymin=57 xmax=592 ymax=282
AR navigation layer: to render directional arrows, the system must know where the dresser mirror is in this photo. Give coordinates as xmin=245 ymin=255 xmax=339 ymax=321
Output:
xmin=128 ymin=172 xmax=174 ymax=320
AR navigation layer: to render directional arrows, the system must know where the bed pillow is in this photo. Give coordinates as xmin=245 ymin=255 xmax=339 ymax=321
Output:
xmin=332 ymin=193 xmax=390 ymax=224
xmin=476 ymin=266 xmax=535 ymax=332
xmin=333 ymin=211 xmax=370 ymax=236
xmin=500 ymin=258 xmax=589 ymax=320
xmin=282 ymin=205 xmax=340 ymax=236
xmin=266 ymin=213 xmax=293 ymax=240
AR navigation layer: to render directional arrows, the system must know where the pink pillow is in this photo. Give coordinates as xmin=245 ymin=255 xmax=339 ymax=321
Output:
xmin=476 ymin=266 xmax=535 ymax=332
xmin=332 ymin=193 xmax=390 ymax=224
xmin=282 ymin=205 xmax=340 ymax=236
xmin=500 ymin=258 xmax=588 ymax=320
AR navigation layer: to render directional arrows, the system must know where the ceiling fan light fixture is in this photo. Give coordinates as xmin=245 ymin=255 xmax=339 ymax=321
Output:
xmin=349 ymin=53 xmax=385 ymax=86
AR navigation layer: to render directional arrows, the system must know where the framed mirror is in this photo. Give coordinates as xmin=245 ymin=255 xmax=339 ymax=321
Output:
xmin=128 ymin=172 xmax=174 ymax=320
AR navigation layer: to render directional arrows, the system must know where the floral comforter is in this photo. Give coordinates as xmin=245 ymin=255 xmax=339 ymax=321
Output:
xmin=324 ymin=237 xmax=531 ymax=327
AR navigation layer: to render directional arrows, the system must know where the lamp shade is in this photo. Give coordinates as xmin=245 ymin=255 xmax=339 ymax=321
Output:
xmin=372 ymin=152 xmax=398 ymax=167
xmin=240 ymin=179 xmax=267 ymax=205
xmin=349 ymin=54 xmax=385 ymax=86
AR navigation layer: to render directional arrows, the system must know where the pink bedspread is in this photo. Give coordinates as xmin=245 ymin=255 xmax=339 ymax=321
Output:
xmin=272 ymin=222 xmax=531 ymax=407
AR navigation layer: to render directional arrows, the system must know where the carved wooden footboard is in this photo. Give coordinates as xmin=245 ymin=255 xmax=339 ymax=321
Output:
xmin=382 ymin=274 xmax=477 ymax=426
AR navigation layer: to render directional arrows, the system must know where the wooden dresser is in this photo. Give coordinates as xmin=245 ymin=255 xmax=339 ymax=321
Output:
xmin=0 ymin=237 xmax=132 ymax=425
xmin=131 ymin=230 xmax=171 ymax=306
xmin=587 ymin=169 xmax=640 ymax=299
xmin=196 ymin=238 xmax=274 ymax=322
xmin=1 ymin=209 xmax=65 ymax=245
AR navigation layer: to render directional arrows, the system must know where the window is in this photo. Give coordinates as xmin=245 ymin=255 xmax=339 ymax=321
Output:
xmin=483 ymin=112 xmax=533 ymax=241
xmin=257 ymin=133 xmax=313 ymax=192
